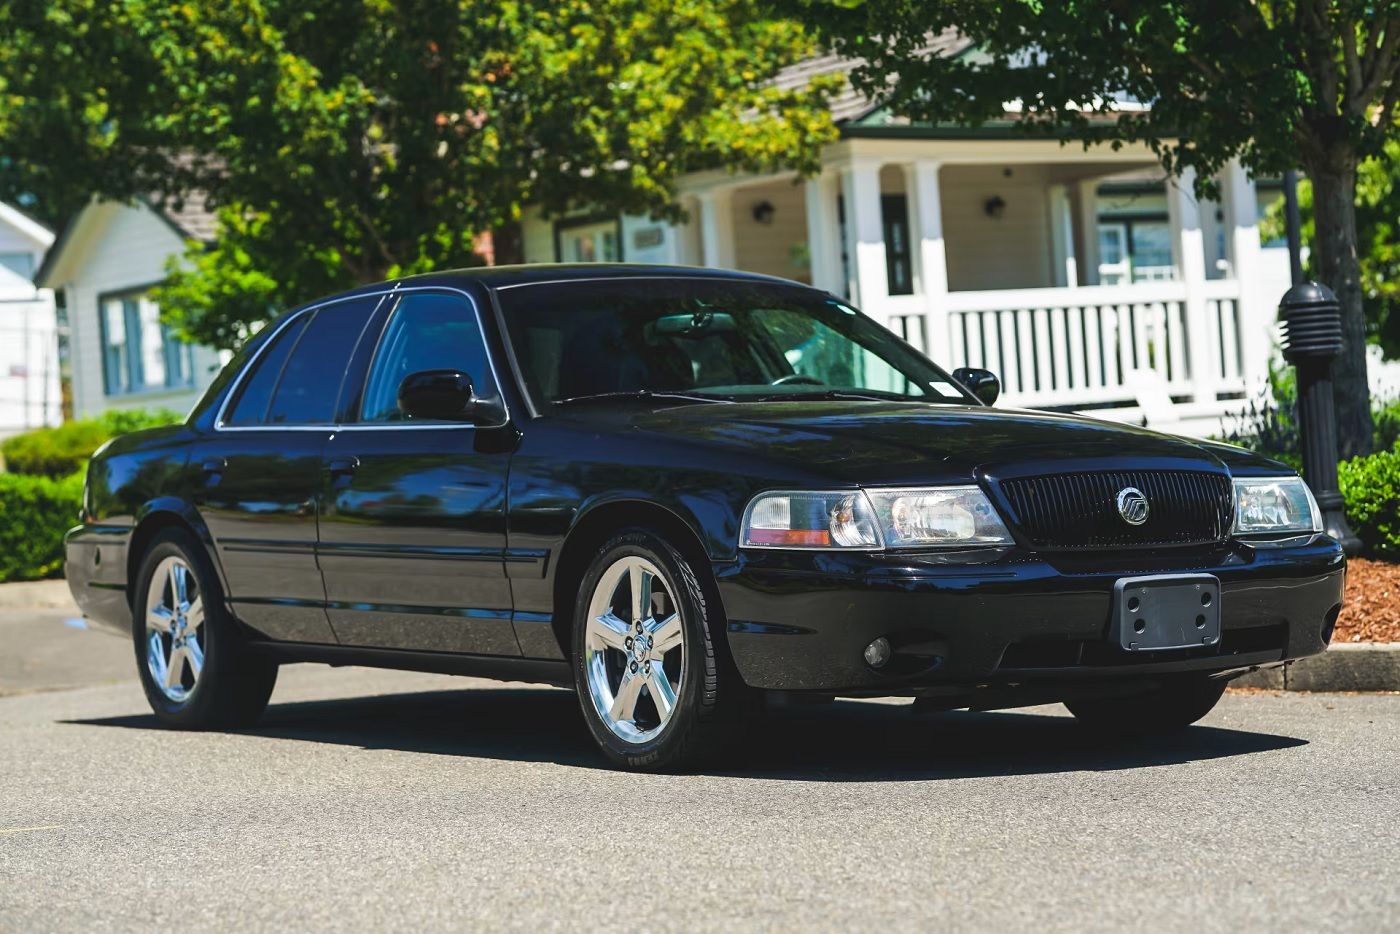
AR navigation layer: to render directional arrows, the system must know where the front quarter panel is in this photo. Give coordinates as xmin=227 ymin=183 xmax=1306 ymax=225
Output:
xmin=505 ymin=416 xmax=833 ymax=648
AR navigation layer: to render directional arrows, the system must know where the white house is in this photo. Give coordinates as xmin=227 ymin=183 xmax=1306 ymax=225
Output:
xmin=521 ymin=51 xmax=1302 ymax=435
xmin=0 ymin=201 xmax=61 ymax=435
xmin=35 ymin=196 xmax=224 ymax=419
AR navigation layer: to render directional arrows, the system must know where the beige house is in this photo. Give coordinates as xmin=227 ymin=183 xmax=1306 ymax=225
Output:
xmin=521 ymin=53 xmax=1294 ymax=436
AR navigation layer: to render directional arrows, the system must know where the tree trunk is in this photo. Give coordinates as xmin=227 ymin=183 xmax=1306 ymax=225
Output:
xmin=1307 ymin=155 xmax=1374 ymax=458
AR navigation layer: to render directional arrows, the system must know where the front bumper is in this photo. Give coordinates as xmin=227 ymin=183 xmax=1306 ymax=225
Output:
xmin=714 ymin=536 xmax=1345 ymax=693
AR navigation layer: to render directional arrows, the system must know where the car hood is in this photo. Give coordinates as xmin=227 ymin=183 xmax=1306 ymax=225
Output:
xmin=602 ymin=400 xmax=1286 ymax=486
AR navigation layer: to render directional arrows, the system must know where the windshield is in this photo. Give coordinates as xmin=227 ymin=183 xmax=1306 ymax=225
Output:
xmin=496 ymin=278 xmax=970 ymax=408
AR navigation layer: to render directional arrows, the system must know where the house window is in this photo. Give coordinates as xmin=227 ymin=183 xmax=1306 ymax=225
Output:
xmin=556 ymin=219 xmax=621 ymax=263
xmin=0 ymin=252 xmax=34 ymax=280
xmin=99 ymin=293 xmax=194 ymax=396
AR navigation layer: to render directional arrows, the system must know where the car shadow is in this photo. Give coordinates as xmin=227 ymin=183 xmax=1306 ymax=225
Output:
xmin=64 ymin=686 xmax=1308 ymax=781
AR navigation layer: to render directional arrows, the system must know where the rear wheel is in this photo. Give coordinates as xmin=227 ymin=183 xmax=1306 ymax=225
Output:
xmin=1064 ymin=675 xmax=1227 ymax=734
xmin=133 ymin=529 xmax=277 ymax=728
xmin=572 ymin=529 xmax=743 ymax=771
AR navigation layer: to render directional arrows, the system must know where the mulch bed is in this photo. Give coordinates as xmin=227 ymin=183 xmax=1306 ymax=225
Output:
xmin=1335 ymin=557 xmax=1400 ymax=643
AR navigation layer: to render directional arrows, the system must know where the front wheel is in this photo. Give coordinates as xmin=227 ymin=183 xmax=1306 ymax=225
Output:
xmin=1064 ymin=675 xmax=1227 ymax=734
xmin=572 ymin=530 xmax=742 ymax=771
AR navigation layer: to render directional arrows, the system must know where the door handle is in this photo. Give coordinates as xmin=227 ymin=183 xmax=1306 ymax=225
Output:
xmin=325 ymin=456 xmax=360 ymax=477
xmin=200 ymin=457 xmax=226 ymax=474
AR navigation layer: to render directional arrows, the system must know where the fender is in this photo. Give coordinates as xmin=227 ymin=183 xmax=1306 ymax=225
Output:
xmin=128 ymin=496 xmax=233 ymax=611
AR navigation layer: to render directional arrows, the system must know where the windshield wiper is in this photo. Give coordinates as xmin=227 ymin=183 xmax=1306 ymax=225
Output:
xmin=752 ymin=389 xmax=914 ymax=403
xmin=552 ymin=389 xmax=731 ymax=407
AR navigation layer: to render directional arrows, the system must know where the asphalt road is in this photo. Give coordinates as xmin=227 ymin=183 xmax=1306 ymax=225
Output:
xmin=1 ymin=614 xmax=1397 ymax=932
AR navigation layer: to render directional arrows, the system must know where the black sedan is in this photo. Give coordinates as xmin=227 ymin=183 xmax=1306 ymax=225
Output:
xmin=65 ymin=265 xmax=1345 ymax=770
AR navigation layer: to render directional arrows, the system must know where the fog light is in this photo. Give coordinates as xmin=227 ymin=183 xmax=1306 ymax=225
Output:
xmin=863 ymin=637 xmax=892 ymax=669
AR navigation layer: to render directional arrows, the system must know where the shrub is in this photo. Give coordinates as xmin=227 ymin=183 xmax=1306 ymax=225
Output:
xmin=1 ymin=408 xmax=182 ymax=478
xmin=0 ymin=471 xmax=83 ymax=582
xmin=1339 ymin=443 xmax=1400 ymax=559
xmin=1375 ymin=395 xmax=1400 ymax=452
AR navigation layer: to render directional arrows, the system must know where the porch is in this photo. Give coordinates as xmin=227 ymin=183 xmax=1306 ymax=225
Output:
xmin=664 ymin=139 xmax=1291 ymax=434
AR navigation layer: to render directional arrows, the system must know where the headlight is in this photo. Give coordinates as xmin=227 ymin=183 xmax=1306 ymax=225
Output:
xmin=1231 ymin=476 xmax=1322 ymax=536
xmin=741 ymin=487 xmax=1012 ymax=550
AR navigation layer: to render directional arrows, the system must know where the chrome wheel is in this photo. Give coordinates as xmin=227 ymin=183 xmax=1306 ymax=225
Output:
xmin=584 ymin=555 xmax=685 ymax=744
xmin=144 ymin=556 xmax=205 ymax=703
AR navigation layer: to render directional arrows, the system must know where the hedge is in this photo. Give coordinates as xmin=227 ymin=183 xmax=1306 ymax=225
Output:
xmin=0 ymin=471 xmax=83 ymax=582
xmin=1 ymin=408 xmax=182 ymax=478
xmin=1339 ymin=443 xmax=1400 ymax=559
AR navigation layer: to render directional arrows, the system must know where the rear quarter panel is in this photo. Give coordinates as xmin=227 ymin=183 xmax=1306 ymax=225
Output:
xmin=65 ymin=424 xmax=201 ymax=634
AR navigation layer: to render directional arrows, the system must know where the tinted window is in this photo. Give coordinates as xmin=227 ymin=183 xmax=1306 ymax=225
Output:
xmin=497 ymin=280 xmax=967 ymax=406
xmin=359 ymin=292 xmax=497 ymax=422
xmin=224 ymin=314 xmax=310 ymax=426
xmin=266 ymin=298 xmax=378 ymax=425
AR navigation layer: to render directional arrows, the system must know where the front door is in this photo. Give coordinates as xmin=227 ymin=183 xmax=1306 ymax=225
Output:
xmin=194 ymin=295 xmax=382 ymax=643
xmin=316 ymin=290 xmax=517 ymax=655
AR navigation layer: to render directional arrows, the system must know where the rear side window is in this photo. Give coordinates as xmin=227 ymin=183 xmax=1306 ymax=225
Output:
xmin=223 ymin=314 xmax=310 ymax=427
xmin=266 ymin=298 xmax=379 ymax=425
xmin=358 ymin=292 xmax=498 ymax=422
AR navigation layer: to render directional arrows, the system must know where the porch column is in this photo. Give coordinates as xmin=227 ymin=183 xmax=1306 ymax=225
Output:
xmin=698 ymin=188 xmax=735 ymax=269
xmin=675 ymin=196 xmax=703 ymax=266
xmin=1047 ymin=184 xmax=1078 ymax=288
xmin=803 ymin=172 xmax=843 ymax=294
xmin=1072 ymin=181 xmax=1100 ymax=285
xmin=839 ymin=160 xmax=889 ymax=316
xmin=1221 ymin=159 xmax=1268 ymax=392
xmin=1167 ymin=168 xmax=1216 ymax=402
xmin=910 ymin=159 xmax=950 ymax=361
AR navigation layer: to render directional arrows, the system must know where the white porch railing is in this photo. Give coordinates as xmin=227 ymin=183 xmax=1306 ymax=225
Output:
xmin=874 ymin=281 xmax=1249 ymax=413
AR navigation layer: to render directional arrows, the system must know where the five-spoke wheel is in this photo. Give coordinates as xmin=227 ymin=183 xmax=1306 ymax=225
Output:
xmin=584 ymin=555 xmax=685 ymax=743
xmin=573 ymin=529 xmax=745 ymax=771
xmin=144 ymin=556 xmax=206 ymax=702
xmin=133 ymin=528 xmax=277 ymax=727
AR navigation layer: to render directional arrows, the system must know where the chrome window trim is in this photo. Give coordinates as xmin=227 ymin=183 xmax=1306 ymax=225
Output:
xmin=212 ymin=284 xmax=511 ymax=433
xmin=491 ymin=273 xmax=796 ymax=292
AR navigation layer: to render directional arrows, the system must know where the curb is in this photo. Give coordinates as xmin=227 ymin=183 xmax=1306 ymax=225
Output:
xmin=1232 ymin=643 xmax=1400 ymax=692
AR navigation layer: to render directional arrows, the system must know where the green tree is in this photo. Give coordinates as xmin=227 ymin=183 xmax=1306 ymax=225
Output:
xmin=1263 ymin=145 xmax=1400 ymax=360
xmin=0 ymin=0 xmax=837 ymax=348
xmin=779 ymin=0 xmax=1400 ymax=458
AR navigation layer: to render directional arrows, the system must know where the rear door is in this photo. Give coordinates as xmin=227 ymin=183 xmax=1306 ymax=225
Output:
xmin=316 ymin=289 xmax=518 ymax=655
xmin=195 ymin=295 xmax=382 ymax=643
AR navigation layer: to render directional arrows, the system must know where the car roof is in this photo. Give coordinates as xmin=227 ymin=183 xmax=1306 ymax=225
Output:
xmin=286 ymin=264 xmax=824 ymax=317
xmin=394 ymin=263 xmax=811 ymax=292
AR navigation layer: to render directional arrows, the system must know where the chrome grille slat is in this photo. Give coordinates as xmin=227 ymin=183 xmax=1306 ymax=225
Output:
xmin=995 ymin=470 xmax=1232 ymax=550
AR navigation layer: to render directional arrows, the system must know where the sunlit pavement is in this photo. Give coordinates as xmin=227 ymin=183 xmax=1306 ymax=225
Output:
xmin=1 ymin=620 xmax=1396 ymax=931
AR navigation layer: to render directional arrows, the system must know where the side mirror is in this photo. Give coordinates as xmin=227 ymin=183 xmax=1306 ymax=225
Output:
xmin=952 ymin=367 xmax=1001 ymax=406
xmin=398 ymin=369 xmax=478 ymax=421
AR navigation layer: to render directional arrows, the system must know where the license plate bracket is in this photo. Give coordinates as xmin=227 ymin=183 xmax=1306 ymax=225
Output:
xmin=1111 ymin=574 xmax=1221 ymax=652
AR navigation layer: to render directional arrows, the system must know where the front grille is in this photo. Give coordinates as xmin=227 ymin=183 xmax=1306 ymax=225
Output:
xmin=995 ymin=470 xmax=1233 ymax=550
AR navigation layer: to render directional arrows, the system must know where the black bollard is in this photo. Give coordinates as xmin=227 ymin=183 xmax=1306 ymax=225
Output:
xmin=1277 ymin=281 xmax=1362 ymax=554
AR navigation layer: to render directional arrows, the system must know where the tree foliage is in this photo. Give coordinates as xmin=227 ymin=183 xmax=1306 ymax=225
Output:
xmin=780 ymin=0 xmax=1400 ymax=456
xmin=0 ymin=1 xmax=838 ymax=347
xmin=1262 ymin=146 xmax=1400 ymax=360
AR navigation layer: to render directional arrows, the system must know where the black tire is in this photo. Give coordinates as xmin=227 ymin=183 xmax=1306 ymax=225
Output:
xmin=132 ymin=528 xmax=277 ymax=728
xmin=571 ymin=529 xmax=748 ymax=771
xmin=1064 ymin=675 xmax=1227 ymax=734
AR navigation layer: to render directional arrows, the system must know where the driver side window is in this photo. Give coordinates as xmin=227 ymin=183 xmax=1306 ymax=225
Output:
xmin=359 ymin=292 xmax=497 ymax=423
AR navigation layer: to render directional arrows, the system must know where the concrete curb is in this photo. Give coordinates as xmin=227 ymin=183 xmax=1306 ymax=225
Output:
xmin=1233 ymin=643 xmax=1400 ymax=692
